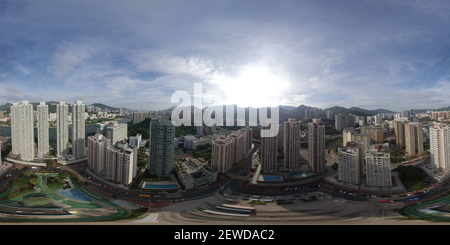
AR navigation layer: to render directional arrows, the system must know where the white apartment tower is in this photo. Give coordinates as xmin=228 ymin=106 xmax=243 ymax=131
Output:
xmin=88 ymin=134 xmax=111 ymax=174
xmin=211 ymin=135 xmax=235 ymax=173
xmin=308 ymin=118 xmax=325 ymax=173
xmin=37 ymin=102 xmax=49 ymax=158
xmin=106 ymin=141 xmax=135 ymax=185
xmin=72 ymin=100 xmax=85 ymax=159
xmin=430 ymin=123 xmax=450 ymax=171
xmin=365 ymin=145 xmax=391 ymax=187
xmin=57 ymin=101 xmax=69 ymax=158
xmin=284 ymin=118 xmax=300 ymax=171
xmin=338 ymin=142 xmax=364 ymax=185
xmin=11 ymin=101 xmax=34 ymax=161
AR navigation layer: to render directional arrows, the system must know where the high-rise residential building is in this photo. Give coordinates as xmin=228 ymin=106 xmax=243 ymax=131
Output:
xmin=37 ymin=102 xmax=49 ymax=158
xmin=230 ymin=130 xmax=248 ymax=164
xmin=360 ymin=125 xmax=385 ymax=144
xmin=72 ymin=100 xmax=85 ymax=159
xmin=11 ymin=101 xmax=34 ymax=161
xmin=283 ymin=118 xmax=300 ymax=171
xmin=430 ymin=123 xmax=450 ymax=171
xmin=335 ymin=113 xmax=356 ymax=132
xmin=308 ymin=118 xmax=325 ymax=173
xmin=210 ymin=127 xmax=253 ymax=173
xmin=404 ymin=122 xmax=424 ymax=156
xmin=106 ymin=141 xmax=135 ymax=185
xmin=343 ymin=127 xmax=371 ymax=153
xmin=211 ymin=135 xmax=235 ymax=173
xmin=260 ymin=122 xmax=278 ymax=173
xmin=133 ymin=112 xmax=151 ymax=124
xmin=277 ymin=124 xmax=284 ymax=150
xmin=96 ymin=121 xmax=127 ymax=144
xmin=57 ymin=101 xmax=69 ymax=158
xmin=338 ymin=141 xmax=364 ymax=185
xmin=88 ymin=134 xmax=111 ymax=174
xmin=148 ymin=116 xmax=175 ymax=177
xmin=393 ymin=118 xmax=409 ymax=150
xmin=402 ymin=109 xmax=412 ymax=119
xmin=365 ymin=144 xmax=391 ymax=187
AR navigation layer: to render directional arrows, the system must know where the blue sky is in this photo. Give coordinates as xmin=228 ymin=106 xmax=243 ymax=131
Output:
xmin=1 ymin=0 xmax=450 ymax=112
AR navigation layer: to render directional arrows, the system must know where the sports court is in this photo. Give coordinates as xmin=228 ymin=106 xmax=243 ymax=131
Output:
xmin=59 ymin=189 xmax=93 ymax=202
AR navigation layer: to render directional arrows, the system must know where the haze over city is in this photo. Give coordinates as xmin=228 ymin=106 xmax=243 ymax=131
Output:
xmin=2 ymin=0 xmax=450 ymax=111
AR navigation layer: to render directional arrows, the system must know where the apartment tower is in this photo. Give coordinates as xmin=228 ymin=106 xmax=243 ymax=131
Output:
xmin=338 ymin=142 xmax=364 ymax=185
xmin=308 ymin=118 xmax=325 ymax=173
xmin=260 ymin=120 xmax=279 ymax=173
xmin=365 ymin=144 xmax=391 ymax=187
xmin=211 ymin=135 xmax=235 ymax=173
xmin=57 ymin=101 xmax=69 ymax=158
xmin=429 ymin=123 xmax=450 ymax=171
xmin=148 ymin=116 xmax=175 ymax=177
xmin=37 ymin=102 xmax=49 ymax=158
xmin=88 ymin=134 xmax=111 ymax=174
xmin=283 ymin=118 xmax=300 ymax=171
xmin=11 ymin=101 xmax=34 ymax=161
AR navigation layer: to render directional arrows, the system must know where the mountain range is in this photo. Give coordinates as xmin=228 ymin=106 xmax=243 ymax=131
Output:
xmin=0 ymin=102 xmax=120 ymax=114
xmin=2 ymin=101 xmax=448 ymax=120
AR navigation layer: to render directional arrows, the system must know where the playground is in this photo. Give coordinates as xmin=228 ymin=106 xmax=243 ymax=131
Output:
xmin=0 ymin=172 xmax=131 ymax=222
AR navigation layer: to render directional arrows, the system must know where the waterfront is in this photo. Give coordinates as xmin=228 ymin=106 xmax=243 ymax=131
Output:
xmin=0 ymin=118 xmax=132 ymax=140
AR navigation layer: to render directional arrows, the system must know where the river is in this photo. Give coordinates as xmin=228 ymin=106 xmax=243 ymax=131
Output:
xmin=0 ymin=118 xmax=132 ymax=140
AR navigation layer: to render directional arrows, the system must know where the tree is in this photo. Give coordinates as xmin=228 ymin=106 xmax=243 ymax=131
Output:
xmin=45 ymin=159 xmax=53 ymax=168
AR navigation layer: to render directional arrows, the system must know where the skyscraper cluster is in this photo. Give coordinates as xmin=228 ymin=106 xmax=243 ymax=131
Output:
xmin=211 ymin=127 xmax=253 ymax=173
xmin=393 ymin=118 xmax=423 ymax=156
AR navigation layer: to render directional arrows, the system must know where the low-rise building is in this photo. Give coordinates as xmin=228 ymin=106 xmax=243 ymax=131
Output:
xmin=175 ymin=158 xmax=217 ymax=190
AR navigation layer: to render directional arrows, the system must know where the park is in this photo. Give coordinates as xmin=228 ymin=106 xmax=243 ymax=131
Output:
xmin=0 ymin=169 xmax=132 ymax=222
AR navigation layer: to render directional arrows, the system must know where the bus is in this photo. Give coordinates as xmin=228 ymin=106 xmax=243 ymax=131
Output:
xmin=139 ymin=194 xmax=151 ymax=197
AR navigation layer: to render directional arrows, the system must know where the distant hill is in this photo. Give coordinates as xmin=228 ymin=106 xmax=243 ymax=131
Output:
xmin=0 ymin=101 xmax=120 ymax=114
xmin=89 ymin=103 xmax=119 ymax=111
xmin=324 ymin=106 xmax=397 ymax=117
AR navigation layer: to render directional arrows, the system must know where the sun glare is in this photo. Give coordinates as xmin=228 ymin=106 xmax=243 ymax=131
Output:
xmin=218 ymin=66 xmax=288 ymax=108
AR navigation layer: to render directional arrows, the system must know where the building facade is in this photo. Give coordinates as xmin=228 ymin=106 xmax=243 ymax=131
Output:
xmin=72 ymin=100 xmax=85 ymax=159
xmin=260 ymin=122 xmax=278 ymax=173
xmin=365 ymin=144 xmax=391 ymax=187
xmin=57 ymin=101 xmax=69 ymax=158
xmin=88 ymin=134 xmax=111 ymax=174
xmin=404 ymin=122 xmax=424 ymax=156
xmin=148 ymin=116 xmax=175 ymax=177
xmin=211 ymin=135 xmax=235 ymax=173
xmin=96 ymin=121 xmax=128 ymax=145
xmin=106 ymin=141 xmax=135 ymax=185
xmin=308 ymin=118 xmax=325 ymax=173
xmin=338 ymin=142 xmax=364 ymax=185
xmin=37 ymin=102 xmax=49 ymax=158
xmin=430 ymin=123 xmax=450 ymax=171
xmin=283 ymin=119 xmax=300 ymax=171
xmin=11 ymin=101 xmax=34 ymax=161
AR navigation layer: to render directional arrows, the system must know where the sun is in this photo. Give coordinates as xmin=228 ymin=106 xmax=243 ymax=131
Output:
xmin=217 ymin=66 xmax=288 ymax=108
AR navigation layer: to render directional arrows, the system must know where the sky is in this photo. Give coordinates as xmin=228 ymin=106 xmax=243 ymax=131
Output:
xmin=1 ymin=0 xmax=450 ymax=112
